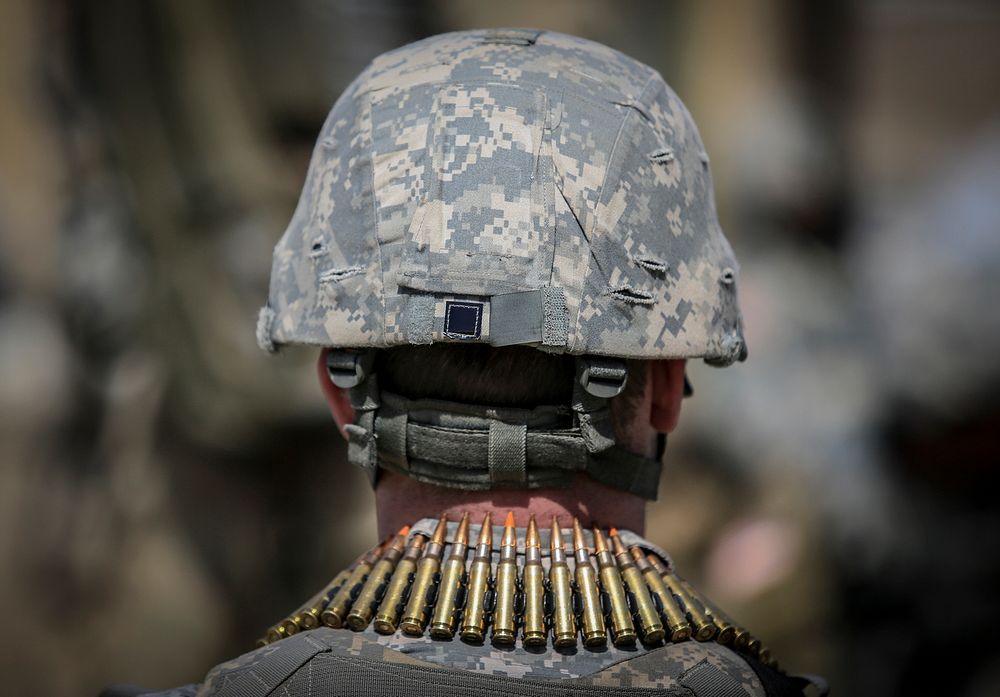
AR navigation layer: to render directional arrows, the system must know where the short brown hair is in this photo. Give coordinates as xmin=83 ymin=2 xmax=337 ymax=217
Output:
xmin=376 ymin=345 xmax=647 ymax=421
xmin=376 ymin=345 xmax=574 ymax=406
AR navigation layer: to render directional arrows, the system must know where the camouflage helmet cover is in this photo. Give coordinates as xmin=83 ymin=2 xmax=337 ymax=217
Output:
xmin=257 ymin=29 xmax=745 ymax=364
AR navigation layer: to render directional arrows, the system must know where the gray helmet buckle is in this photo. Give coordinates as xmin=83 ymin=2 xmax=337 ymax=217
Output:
xmin=325 ymin=350 xmax=374 ymax=388
xmin=579 ymin=357 xmax=628 ymax=399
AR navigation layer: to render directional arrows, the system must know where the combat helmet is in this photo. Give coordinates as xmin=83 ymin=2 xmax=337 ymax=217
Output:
xmin=257 ymin=29 xmax=746 ymax=499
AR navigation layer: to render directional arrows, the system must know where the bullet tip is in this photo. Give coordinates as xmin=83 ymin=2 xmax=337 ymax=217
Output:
xmin=398 ymin=525 xmax=410 ymax=535
xmin=504 ymin=511 xmax=515 ymax=527
xmin=526 ymin=515 xmax=540 ymax=546
xmin=610 ymin=527 xmax=618 ymax=537
xmin=591 ymin=524 xmax=607 ymax=552
xmin=431 ymin=514 xmax=449 ymax=543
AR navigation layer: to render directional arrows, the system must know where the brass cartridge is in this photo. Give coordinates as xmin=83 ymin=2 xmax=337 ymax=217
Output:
xmin=647 ymin=556 xmax=716 ymax=642
xmin=268 ymin=555 xmax=364 ymax=646
xmin=459 ymin=512 xmax=493 ymax=643
xmin=710 ymin=615 xmax=736 ymax=645
xmin=593 ymin=526 xmax=636 ymax=646
xmin=373 ymin=532 xmax=426 ymax=634
xmin=264 ymin=623 xmax=286 ymax=645
xmin=281 ymin=570 xmax=354 ymax=637
xmin=758 ymin=645 xmax=776 ymax=668
xmin=276 ymin=566 xmax=353 ymax=637
xmin=610 ymin=531 xmax=663 ymax=643
xmin=676 ymin=576 xmax=739 ymax=646
xmin=549 ymin=516 xmax=576 ymax=648
xmin=347 ymin=526 xmax=410 ymax=630
xmin=631 ymin=549 xmax=690 ymax=642
xmin=322 ymin=543 xmax=383 ymax=628
xmin=572 ymin=518 xmax=606 ymax=647
xmin=430 ymin=512 xmax=471 ymax=639
xmin=399 ymin=515 xmax=448 ymax=636
xmin=491 ymin=511 xmax=518 ymax=646
xmin=522 ymin=515 xmax=546 ymax=646
xmin=297 ymin=567 xmax=352 ymax=630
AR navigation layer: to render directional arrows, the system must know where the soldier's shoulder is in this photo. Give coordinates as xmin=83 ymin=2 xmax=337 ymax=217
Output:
xmin=577 ymin=640 xmax=816 ymax=697
xmin=187 ymin=628 xmax=810 ymax=697
xmin=191 ymin=630 xmax=432 ymax=697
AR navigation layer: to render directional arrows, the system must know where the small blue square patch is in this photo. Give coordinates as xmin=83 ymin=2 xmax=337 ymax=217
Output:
xmin=444 ymin=301 xmax=483 ymax=339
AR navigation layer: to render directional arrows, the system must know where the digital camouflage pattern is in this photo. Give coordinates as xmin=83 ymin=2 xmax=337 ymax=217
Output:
xmin=258 ymin=28 xmax=745 ymax=364
xmin=176 ymin=629 xmax=768 ymax=697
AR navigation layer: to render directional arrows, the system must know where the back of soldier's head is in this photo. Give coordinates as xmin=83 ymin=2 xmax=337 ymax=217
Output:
xmin=257 ymin=29 xmax=747 ymax=500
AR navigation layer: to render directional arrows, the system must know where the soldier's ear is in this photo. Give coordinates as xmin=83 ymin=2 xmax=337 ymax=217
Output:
xmin=649 ymin=359 xmax=686 ymax=433
xmin=318 ymin=349 xmax=355 ymax=438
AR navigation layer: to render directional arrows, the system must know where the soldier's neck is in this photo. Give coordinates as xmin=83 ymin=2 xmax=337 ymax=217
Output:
xmin=374 ymin=471 xmax=645 ymax=538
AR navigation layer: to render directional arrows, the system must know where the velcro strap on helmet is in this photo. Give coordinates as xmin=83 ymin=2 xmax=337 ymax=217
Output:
xmin=341 ymin=356 xmax=663 ymax=499
xmin=401 ymin=288 xmax=569 ymax=348
xmin=359 ymin=391 xmax=662 ymax=499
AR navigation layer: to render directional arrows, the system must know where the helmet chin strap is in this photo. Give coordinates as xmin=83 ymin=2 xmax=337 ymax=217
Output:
xmin=328 ymin=351 xmax=666 ymax=500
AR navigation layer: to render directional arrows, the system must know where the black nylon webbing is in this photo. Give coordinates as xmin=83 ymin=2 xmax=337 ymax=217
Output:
xmin=678 ymin=660 xmax=749 ymax=697
xmin=745 ymin=657 xmax=816 ymax=697
xmin=213 ymin=634 xmax=327 ymax=697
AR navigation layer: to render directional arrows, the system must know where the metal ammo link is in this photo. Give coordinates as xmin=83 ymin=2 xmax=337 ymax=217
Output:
xmin=256 ymin=515 xmax=780 ymax=670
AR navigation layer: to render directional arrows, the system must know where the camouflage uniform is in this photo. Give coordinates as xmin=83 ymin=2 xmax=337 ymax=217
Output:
xmin=107 ymin=29 xmax=822 ymax=696
xmin=185 ymin=627 xmax=764 ymax=697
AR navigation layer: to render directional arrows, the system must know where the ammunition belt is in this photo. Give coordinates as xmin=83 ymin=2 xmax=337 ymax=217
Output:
xmin=258 ymin=522 xmax=779 ymax=670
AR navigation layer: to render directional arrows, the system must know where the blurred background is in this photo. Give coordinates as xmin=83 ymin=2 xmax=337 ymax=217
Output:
xmin=1 ymin=0 xmax=999 ymax=695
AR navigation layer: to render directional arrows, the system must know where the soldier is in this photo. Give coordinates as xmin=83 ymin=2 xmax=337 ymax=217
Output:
xmin=103 ymin=29 xmax=825 ymax=697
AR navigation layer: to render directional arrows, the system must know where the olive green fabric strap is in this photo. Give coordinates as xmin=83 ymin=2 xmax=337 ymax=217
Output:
xmin=678 ymin=660 xmax=749 ymax=697
xmin=342 ymin=354 xmax=663 ymax=499
xmin=355 ymin=391 xmax=663 ymax=499
xmin=344 ymin=376 xmax=381 ymax=485
xmin=585 ymin=443 xmax=663 ymax=500
xmin=488 ymin=416 xmax=529 ymax=485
